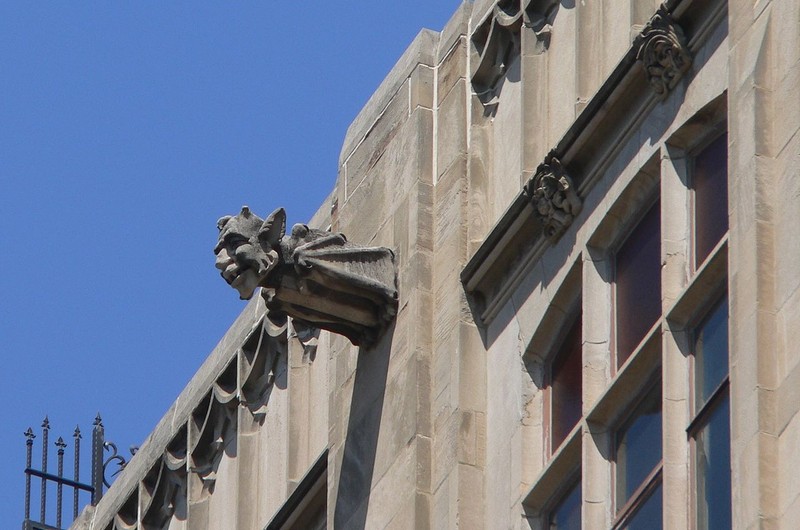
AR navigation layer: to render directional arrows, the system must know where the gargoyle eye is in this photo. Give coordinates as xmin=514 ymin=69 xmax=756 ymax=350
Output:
xmin=225 ymin=235 xmax=249 ymax=248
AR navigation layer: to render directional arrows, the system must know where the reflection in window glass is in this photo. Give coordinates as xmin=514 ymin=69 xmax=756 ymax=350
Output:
xmin=694 ymin=134 xmax=728 ymax=267
xmin=548 ymin=480 xmax=581 ymax=530
xmin=694 ymin=297 xmax=728 ymax=411
xmin=622 ymin=482 xmax=663 ymax=530
xmin=693 ymin=296 xmax=731 ymax=530
xmin=615 ymin=200 xmax=661 ymax=367
xmin=616 ymin=384 xmax=662 ymax=505
xmin=695 ymin=395 xmax=731 ymax=530
xmin=551 ymin=318 xmax=582 ymax=451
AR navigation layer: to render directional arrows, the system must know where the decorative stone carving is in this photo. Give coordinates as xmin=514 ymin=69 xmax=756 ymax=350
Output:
xmin=140 ymin=432 xmax=187 ymax=528
xmin=471 ymin=0 xmax=556 ymax=104
xmin=240 ymin=317 xmax=286 ymax=421
xmin=215 ymin=206 xmax=398 ymax=347
xmin=189 ymin=391 xmax=237 ymax=494
xmin=635 ymin=6 xmax=692 ymax=100
xmin=524 ymin=153 xmax=582 ymax=240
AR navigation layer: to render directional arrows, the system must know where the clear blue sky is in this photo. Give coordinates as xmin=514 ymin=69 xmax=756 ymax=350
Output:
xmin=0 ymin=3 xmax=461 ymax=526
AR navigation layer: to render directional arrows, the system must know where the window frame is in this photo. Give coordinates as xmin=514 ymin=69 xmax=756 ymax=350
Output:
xmin=686 ymin=294 xmax=731 ymax=530
xmin=612 ymin=195 xmax=662 ymax=372
xmin=611 ymin=378 xmax=664 ymax=529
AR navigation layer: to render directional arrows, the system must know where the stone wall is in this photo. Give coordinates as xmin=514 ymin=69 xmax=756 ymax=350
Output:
xmin=73 ymin=0 xmax=800 ymax=528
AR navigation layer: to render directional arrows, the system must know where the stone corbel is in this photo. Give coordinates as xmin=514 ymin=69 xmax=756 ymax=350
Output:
xmin=524 ymin=152 xmax=582 ymax=241
xmin=635 ymin=5 xmax=692 ymax=100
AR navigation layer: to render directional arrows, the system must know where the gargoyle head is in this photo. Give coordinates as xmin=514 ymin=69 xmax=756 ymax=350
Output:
xmin=214 ymin=206 xmax=286 ymax=300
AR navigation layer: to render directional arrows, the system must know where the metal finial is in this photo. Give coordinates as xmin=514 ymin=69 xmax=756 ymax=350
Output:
xmin=42 ymin=416 xmax=50 ymax=429
xmin=74 ymin=425 xmax=82 ymax=439
xmin=94 ymin=413 xmax=103 ymax=427
xmin=24 ymin=427 xmax=36 ymax=441
xmin=56 ymin=437 xmax=67 ymax=451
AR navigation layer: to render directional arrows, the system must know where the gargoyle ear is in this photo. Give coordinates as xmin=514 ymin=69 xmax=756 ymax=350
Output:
xmin=259 ymin=207 xmax=286 ymax=246
xmin=217 ymin=215 xmax=233 ymax=231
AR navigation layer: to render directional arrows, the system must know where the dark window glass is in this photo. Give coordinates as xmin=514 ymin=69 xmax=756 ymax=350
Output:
xmin=694 ymin=297 xmax=729 ymax=411
xmin=692 ymin=296 xmax=731 ymax=530
xmin=694 ymin=134 xmax=728 ymax=266
xmin=551 ymin=318 xmax=582 ymax=450
xmin=615 ymin=200 xmax=661 ymax=366
xmin=616 ymin=384 xmax=662 ymax=504
xmin=695 ymin=394 xmax=731 ymax=530
xmin=548 ymin=480 xmax=581 ymax=530
xmin=622 ymin=482 xmax=663 ymax=530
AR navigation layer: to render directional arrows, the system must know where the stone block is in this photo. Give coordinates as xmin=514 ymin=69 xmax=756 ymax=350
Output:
xmin=340 ymin=29 xmax=438 ymax=164
xmin=437 ymin=2 xmax=470 ymax=63
xmin=410 ymin=64 xmax=435 ymax=110
xmin=344 ymin=87 xmax=410 ymax=199
xmin=459 ymin=323 xmax=487 ymax=413
xmin=437 ymin=37 xmax=467 ymax=106
xmin=576 ymin=0 xmax=604 ymax=103
xmin=546 ymin=5 xmax=577 ymax=147
xmin=436 ymin=81 xmax=468 ymax=181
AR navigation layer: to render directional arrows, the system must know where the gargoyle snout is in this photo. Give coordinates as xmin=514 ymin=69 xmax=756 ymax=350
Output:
xmin=215 ymin=248 xmax=234 ymax=272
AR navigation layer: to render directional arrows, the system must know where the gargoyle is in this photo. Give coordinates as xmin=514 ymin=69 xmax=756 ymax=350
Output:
xmin=214 ymin=206 xmax=398 ymax=347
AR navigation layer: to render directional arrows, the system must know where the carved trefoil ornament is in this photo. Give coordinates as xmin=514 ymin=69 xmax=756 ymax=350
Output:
xmin=524 ymin=153 xmax=581 ymax=240
xmin=635 ymin=6 xmax=692 ymax=100
xmin=214 ymin=206 xmax=398 ymax=347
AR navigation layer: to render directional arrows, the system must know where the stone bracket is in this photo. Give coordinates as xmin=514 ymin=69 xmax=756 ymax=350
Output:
xmin=635 ymin=5 xmax=693 ymax=100
xmin=524 ymin=152 xmax=582 ymax=241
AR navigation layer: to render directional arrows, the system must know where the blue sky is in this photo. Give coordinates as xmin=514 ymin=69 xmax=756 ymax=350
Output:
xmin=0 ymin=3 xmax=461 ymax=526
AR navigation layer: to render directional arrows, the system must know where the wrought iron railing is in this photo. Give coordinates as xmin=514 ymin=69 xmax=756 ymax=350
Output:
xmin=22 ymin=414 xmax=133 ymax=530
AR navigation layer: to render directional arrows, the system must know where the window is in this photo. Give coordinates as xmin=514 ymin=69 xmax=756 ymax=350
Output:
xmin=548 ymin=317 xmax=582 ymax=453
xmin=614 ymin=383 xmax=662 ymax=529
xmin=693 ymin=134 xmax=728 ymax=267
xmin=615 ymin=200 xmax=661 ymax=367
xmin=689 ymin=297 xmax=730 ymax=530
xmin=547 ymin=479 xmax=581 ymax=530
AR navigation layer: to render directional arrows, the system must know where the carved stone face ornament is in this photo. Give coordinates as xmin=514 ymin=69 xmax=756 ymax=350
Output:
xmin=636 ymin=7 xmax=692 ymax=100
xmin=525 ymin=154 xmax=582 ymax=240
xmin=214 ymin=206 xmax=283 ymax=300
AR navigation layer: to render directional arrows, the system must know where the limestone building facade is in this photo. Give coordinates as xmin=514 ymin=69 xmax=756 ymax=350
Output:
xmin=72 ymin=0 xmax=800 ymax=528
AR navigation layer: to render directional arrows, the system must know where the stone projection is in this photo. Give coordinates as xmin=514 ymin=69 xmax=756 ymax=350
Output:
xmin=214 ymin=206 xmax=398 ymax=347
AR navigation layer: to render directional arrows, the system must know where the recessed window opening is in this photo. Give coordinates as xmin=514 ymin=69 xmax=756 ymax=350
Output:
xmin=547 ymin=478 xmax=581 ymax=530
xmin=549 ymin=316 xmax=582 ymax=454
xmin=689 ymin=296 xmax=731 ymax=530
xmin=692 ymin=134 xmax=728 ymax=268
xmin=614 ymin=382 xmax=663 ymax=529
xmin=614 ymin=199 xmax=661 ymax=368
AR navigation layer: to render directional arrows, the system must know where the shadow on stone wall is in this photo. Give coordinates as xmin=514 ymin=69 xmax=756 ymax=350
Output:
xmin=333 ymin=322 xmax=396 ymax=529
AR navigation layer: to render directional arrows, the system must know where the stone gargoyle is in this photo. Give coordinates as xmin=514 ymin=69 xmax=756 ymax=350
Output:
xmin=214 ymin=206 xmax=398 ymax=347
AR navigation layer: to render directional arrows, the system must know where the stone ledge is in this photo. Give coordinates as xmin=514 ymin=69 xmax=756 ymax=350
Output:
xmin=339 ymin=29 xmax=440 ymax=165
